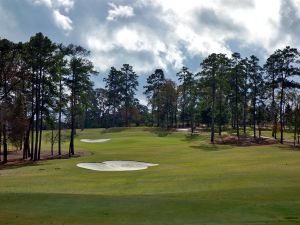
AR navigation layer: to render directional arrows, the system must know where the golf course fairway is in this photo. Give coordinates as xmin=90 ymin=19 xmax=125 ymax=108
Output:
xmin=0 ymin=128 xmax=300 ymax=225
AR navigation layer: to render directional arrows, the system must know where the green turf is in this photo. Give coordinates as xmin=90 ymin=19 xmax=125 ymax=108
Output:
xmin=1 ymin=127 xmax=300 ymax=225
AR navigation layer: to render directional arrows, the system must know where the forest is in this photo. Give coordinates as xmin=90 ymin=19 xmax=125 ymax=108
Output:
xmin=1 ymin=32 xmax=300 ymax=164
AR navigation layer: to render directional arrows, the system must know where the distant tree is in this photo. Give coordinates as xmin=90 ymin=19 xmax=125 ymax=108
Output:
xmin=200 ymin=53 xmax=230 ymax=142
xmin=268 ymin=47 xmax=300 ymax=143
xmin=104 ymin=67 xmax=122 ymax=127
xmin=0 ymin=39 xmax=26 ymax=163
xmin=65 ymin=45 xmax=97 ymax=156
xmin=177 ymin=67 xmax=194 ymax=128
xmin=248 ymin=55 xmax=265 ymax=138
xmin=52 ymin=44 xmax=69 ymax=156
xmin=229 ymin=53 xmax=244 ymax=139
xmin=264 ymin=54 xmax=280 ymax=139
xmin=143 ymin=69 xmax=165 ymax=126
xmin=25 ymin=33 xmax=57 ymax=160
xmin=157 ymin=79 xmax=177 ymax=128
xmin=120 ymin=64 xmax=138 ymax=127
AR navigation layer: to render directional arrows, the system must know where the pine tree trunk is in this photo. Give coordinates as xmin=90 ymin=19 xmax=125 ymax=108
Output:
xmin=3 ymin=68 xmax=8 ymax=163
xmin=34 ymin=70 xmax=42 ymax=161
xmin=243 ymin=91 xmax=247 ymax=134
xmin=294 ymin=113 xmax=297 ymax=147
xmin=30 ymin=74 xmax=35 ymax=160
xmin=253 ymin=85 xmax=257 ymax=138
xmin=51 ymin=128 xmax=54 ymax=156
xmin=0 ymin=114 xmax=2 ymax=162
xmin=58 ymin=78 xmax=62 ymax=156
xmin=280 ymin=80 xmax=284 ymax=144
xmin=235 ymin=75 xmax=239 ymax=139
xmin=211 ymin=78 xmax=216 ymax=143
xmin=253 ymin=99 xmax=256 ymax=138
xmin=3 ymin=123 xmax=7 ymax=164
xmin=23 ymin=127 xmax=30 ymax=159
xmin=38 ymin=109 xmax=43 ymax=160
xmin=271 ymin=74 xmax=277 ymax=139
xmin=218 ymin=89 xmax=223 ymax=136
xmin=69 ymin=71 xmax=76 ymax=156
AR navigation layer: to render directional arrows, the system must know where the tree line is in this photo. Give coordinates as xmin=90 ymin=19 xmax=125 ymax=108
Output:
xmin=1 ymin=32 xmax=300 ymax=164
xmin=91 ymin=47 xmax=300 ymax=145
xmin=0 ymin=33 xmax=97 ymax=163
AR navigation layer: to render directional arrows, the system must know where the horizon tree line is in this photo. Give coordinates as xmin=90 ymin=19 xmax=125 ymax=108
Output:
xmin=1 ymin=32 xmax=300 ymax=164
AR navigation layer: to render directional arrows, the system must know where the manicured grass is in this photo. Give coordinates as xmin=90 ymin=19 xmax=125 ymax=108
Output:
xmin=1 ymin=127 xmax=300 ymax=224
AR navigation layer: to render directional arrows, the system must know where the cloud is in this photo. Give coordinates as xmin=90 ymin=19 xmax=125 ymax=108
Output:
xmin=53 ymin=9 xmax=72 ymax=31
xmin=106 ymin=3 xmax=135 ymax=21
xmin=32 ymin=0 xmax=74 ymax=11
xmin=2 ymin=0 xmax=300 ymax=82
xmin=273 ymin=0 xmax=300 ymax=49
xmin=31 ymin=0 xmax=73 ymax=32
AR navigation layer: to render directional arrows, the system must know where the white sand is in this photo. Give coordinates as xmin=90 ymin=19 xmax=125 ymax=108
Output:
xmin=80 ymin=139 xmax=111 ymax=143
xmin=176 ymin=128 xmax=190 ymax=132
xmin=77 ymin=161 xmax=158 ymax=171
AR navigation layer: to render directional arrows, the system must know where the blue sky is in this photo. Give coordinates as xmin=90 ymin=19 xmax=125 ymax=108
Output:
xmin=1 ymin=0 xmax=300 ymax=103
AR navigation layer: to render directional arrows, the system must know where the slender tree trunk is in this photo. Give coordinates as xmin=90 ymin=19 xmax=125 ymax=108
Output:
xmin=38 ymin=106 xmax=43 ymax=160
xmin=58 ymin=77 xmax=62 ymax=156
xmin=0 ymin=113 xmax=2 ymax=162
xmin=298 ymin=127 xmax=300 ymax=145
xmin=113 ymin=99 xmax=116 ymax=127
xmin=69 ymin=71 xmax=76 ymax=156
xmin=235 ymin=75 xmax=239 ymax=139
xmin=23 ymin=127 xmax=30 ymax=159
xmin=280 ymin=79 xmax=284 ymax=144
xmin=51 ymin=127 xmax=54 ymax=156
xmin=151 ymin=103 xmax=154 ymax=127
xmin=125 ymin=99 xmax=129 ymax=127
xmin=3 ymin=123 xmax=7 ymax=163
xmin=38 ymin=80 xmax=45 ymax=160
xmin=271 ymin=74 xmax=277 ymax=139
xmin=34 ymin=70 xmax=42 ymax=161
xmin=211 ymin=78 xmax=216 ymax=143
xmin=294 ymin=112 xmax=297 ymax=147
xmin=253 ymin=85 xmax=257 ymax=138
xmin=218 ymin=89 xmax=222 ymax=136
xmin=253 ymin=100 xmax=256 ymax=138
xmin=3 ymin=70 xmax=8 ymax=163
xmin=30 ymin=73 xmax=35 ymax=160
xmin=243 ymin=90 xmax=247 ymax=134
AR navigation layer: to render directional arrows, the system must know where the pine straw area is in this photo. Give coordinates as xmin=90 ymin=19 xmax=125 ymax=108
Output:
xmin=0 ymin=150 xmax=89 ymax=169
xmin=216 ymin=134 xmax=279 ymax=146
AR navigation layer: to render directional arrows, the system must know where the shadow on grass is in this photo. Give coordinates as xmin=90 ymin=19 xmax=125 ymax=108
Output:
xmin=183 ymin=133 xmax=203 ymax=142
xmin=0 ymin=161 xmax=42 ymax=171
xmin=190 ymin=144 xmax=234 ymax=151
xmin=150 ymin=128 xmax=173 ymax=137
xmin=100 ymin=127 xmax=128 ymax=133
xmin=276 ymin=144 xmax=300 ymax=151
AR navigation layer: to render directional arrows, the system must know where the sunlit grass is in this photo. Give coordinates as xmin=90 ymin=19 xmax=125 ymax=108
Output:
xmin=0 ymin=127 xmax=300 ymax=225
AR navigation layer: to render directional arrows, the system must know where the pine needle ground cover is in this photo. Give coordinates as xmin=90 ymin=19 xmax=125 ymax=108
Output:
xmin=0 ymin=128 xmax=300 ymax=225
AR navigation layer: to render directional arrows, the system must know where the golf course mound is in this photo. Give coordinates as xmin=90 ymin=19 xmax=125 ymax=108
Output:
xmin=77 ymin=161 xmax=158 ymax=171
xmin=80 ymin=139 xmax=111 ymax=143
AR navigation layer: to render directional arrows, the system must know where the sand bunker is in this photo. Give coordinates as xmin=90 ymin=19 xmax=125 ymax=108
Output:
xmin=77 ymin=161 xmax=158 ymax=171
xmin=176 ymin=128 xmax=190 ymax=132
xmin=80 ymin=139 xmax=110 ymax=143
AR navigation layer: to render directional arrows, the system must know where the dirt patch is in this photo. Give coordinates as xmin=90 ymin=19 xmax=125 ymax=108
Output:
xmin=216 ymin=134 xmax=278 ymax=146
xmin=0 ymin=150 xmax=90 ymax=169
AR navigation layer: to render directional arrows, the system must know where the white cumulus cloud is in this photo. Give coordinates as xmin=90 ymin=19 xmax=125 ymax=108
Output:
xmin=106 ymin=3 xmax=135 ymax=21
xmin=32 ymin=0 xmax=74 ymax=11
xmin=53 ymin=9 xmax=72 ymax=31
